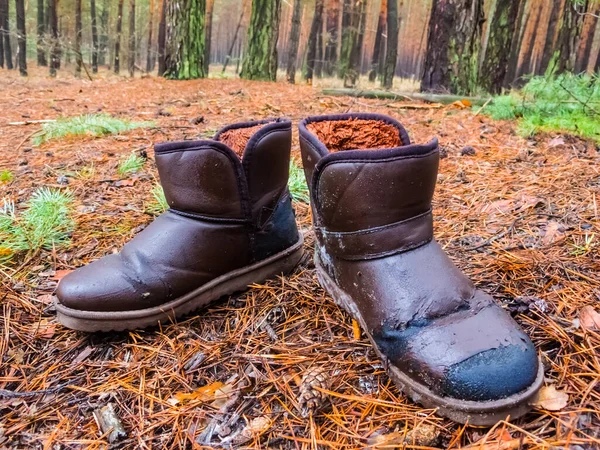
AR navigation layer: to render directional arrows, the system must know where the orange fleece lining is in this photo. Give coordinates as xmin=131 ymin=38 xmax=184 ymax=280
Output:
xmin=218 ymin=124 xmax=267 ymax=157
xmin=306 ymin=118 xmax=402 ymax=152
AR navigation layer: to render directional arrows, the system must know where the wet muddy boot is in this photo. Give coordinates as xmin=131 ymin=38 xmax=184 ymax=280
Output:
xmin=299 ymin=113 xmax=543 ymax=425
xmin=55 ymin=119 xmax=303 ymax=332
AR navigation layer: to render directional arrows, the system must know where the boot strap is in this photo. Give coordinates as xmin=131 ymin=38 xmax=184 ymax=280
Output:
xmin=315 ymin=210 xmax=433 ymax=261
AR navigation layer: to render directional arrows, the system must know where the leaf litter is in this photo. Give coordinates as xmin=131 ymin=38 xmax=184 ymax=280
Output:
xmin=0 ymin=68 xmax=599 ymax=448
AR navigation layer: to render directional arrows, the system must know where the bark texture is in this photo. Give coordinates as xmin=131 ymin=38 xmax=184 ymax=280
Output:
xmin=128 ymin=0 xmax=136 ymax=77
xmin=48 ymin=0 xmax=59 ymax=76
xmin=0 ymin=0 xmax=13 ymax=69
xmin=37 ymin=0 xmax=47 ymax=66
xmin=369 ymin=0 xmax=386 ymax=82
xmin=421 ymin=0 xmax=484 ymax=95
xmin=305 ymin=0 xmax=324 ymax=83
xmin=554 ymin=0 xmax=588 ymax=73
xmin=241 ymin=0 xmax=281 ymax=81
xmin=286 ymin=0 xmax=302 ymax=83
xmin=164 ymin=0 xmax=206 ymax=79
xmin=382 ymin=0 xmax=399 ymax=89
xmin=479 ymin=0 xmax=521 ymax=93
xmin=323 ymin=0 xmax=339 ymax=76
xmin=75 ymin=0 xmax=82 ymax=75
xmin=203 ymin=0 xmax=214 ymax=74
xmin=16 ymin=0 xmax=27 ymax=75
xmin=157 ymin=0 xmax=166 ymax=75
xmin=114 ymin=0 xmax=124 ymax=73
xmin=91 ymin=0 xmax=99 ymax=72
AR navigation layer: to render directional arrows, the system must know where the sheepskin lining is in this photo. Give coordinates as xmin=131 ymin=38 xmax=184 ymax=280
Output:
xmin=306 ymin=118 xmax=402 ymax=152
xmin=218 ymin=123 xmax=266 ymax=156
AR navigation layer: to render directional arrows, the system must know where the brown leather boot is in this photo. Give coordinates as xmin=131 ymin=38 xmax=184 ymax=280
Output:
xmin=55 ymin=119 xmax=303 ymax=332
xmin=299 ymin=113 xmax=543 ymax=425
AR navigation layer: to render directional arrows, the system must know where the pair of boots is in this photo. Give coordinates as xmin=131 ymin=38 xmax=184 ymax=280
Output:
xmin=54 ymin=114 xmax=543 ymax=425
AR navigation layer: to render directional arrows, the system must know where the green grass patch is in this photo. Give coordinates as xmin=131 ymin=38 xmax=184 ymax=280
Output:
xmin=0 ymin=170 xmax=13 ymax=183
xmin=118 ymin=153 xmax=146 ymax=175
xmin=34 ymin=114 xmax=153 ymax=145
xmin=485 ymin=73 xmax=600 ymax=141
xmin=0 ymin=188 xmax=74 ymax=263
xmin=146 ymin=183 xmax=169 ymax=215
xmin=288 ymin=159 xmax=310 ymax=203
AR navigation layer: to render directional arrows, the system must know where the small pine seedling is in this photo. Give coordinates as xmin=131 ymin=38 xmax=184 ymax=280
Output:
xmin=34 ymin=114 xmax=153 ymax=145
xmin=288 ymin=160 xmax=310 ymax=203
xmin=0 ymin=170 xmax=13 ymax=183
xmin=118 ymin=153 xmax=146 ymax=175
xmin=0 ymin=188 xmax=74 ymax=263
xmin=146 ymin=183 xmax=169 ymax=215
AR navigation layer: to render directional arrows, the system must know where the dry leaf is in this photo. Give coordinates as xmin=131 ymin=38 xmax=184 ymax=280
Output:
xmin=33 ymin=319 xmax=57 ymax=339
xmin=548 ymin=137 xmax=565 ymax=148
xmin=579 ymin=305 xmax=600 ymax=331
xmin=36 ymin=294 xmax=55 ymax=305
xmin=542 ymin=221 xmax=566 ymax=246
xmin=367 ymin=424 xmax=440 ymax=448
xmin=114 ymin=178 xmax=137 ymax=187
xmin=51 ymin=269 xmax=73 ymax=282
xmin=533 ymin=385 xmax=569 ymax=411
xmin=231 ymin=416 xmax=271 ymax=445
xmin=171 ymin=381 xmax=224 ymax=404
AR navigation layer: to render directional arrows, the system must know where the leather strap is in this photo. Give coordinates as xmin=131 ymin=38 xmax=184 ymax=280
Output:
xmin=315 ymin=210 xmax=433 ymax=260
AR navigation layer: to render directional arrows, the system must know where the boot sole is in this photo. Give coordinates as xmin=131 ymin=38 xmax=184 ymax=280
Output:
xmin=315 ymin=261 xmax=544 ymax=426
xmin=54 ymin=236 xmax=304 ymax=332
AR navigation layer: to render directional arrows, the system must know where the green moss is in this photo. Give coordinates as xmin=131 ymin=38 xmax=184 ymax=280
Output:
xmin=288 ymin=160 xmax=310 ymax=203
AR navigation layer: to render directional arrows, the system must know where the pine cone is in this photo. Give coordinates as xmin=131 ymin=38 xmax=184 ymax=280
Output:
xmin=297 ymin=366 xmax=330 ymax=417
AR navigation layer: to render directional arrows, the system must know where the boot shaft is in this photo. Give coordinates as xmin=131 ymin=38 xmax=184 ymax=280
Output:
xmin=299 ymin=113 xmax=439 ymax=260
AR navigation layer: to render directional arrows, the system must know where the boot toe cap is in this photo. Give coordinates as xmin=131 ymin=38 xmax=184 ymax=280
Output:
xmin=55 ymin=256 xmax=139 ymax=312
xmin=441 ymin=340 xmax=539 ymax=402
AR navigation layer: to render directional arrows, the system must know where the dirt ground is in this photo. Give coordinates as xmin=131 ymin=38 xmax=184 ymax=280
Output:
xmin=0 ymin=67 xmax=599 ymax=449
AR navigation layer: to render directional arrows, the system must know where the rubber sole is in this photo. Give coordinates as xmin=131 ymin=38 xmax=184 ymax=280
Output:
xmin=54 ymin=236 xmax=304 ymax=332
xmin=315 ymin=261 xmax=544 ymax=426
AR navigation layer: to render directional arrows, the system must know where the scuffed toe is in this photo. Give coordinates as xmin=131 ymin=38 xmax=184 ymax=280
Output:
xmin=441 ymin=341 xmax=539 ymax=401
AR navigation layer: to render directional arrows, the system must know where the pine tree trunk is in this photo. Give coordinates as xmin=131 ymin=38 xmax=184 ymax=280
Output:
xmin=369 ymin=0 xmax=386 ymax=82
xmin=479 ymin=0 xmax=521 ymax=94
xmin=241 ymin=0 xmax=281 ymax=81
xmin=0 ymin=3 xmax=3 ymax=69
xmin=517 ymin=3 xmax=541 ymax=78
xmin=37 ymin=0 xmax=47 ymax=66
xmin=503 ymin=0 xmax=528 ymax=86
xmin=114 ymin=0 xmax=124 ymax=73
xmin=48 ymin=0 xmax=59 ymax=75
xmin=0 ymin=0 xmax=13 ymax=69
xmin=574 ymin=2 xmax=598 ymax=73
xmin=554 ymin=0 xmax=587 ymax=73
xmin=91 ymin=0 xmax=99 ymax=72
xmin=323 ymin=0 xmax=339 ymax=76
xmin=16 ymin=0 xmax=27 ymax=75
xmin=538 ymin=0 xmax=563 ymax=75
xmin=286 ymin=0 xmax=302 ymax=83
xmin=98 ymin=0 xmax=108 ymax=65
xmin=145 ymin=0 xmax=154 ymax=71
xmin=75 ymin=0 xmax=82 ymax=75
xmin=315 ymin=19 xmax=323 ymax=77
xmin=164 ymin=0 xmax=206 ymax=79
xmin=157 ymin=0 xmax=166 ymax=75
xmin=222 ymin=4 xmax=244 ymax=74
xmin=382 ymin=0 xmax=398 ymax=89
xmin=338 ymin=0 xmax=357 ymax=83
xmin=203 ymin=0 xmax=214 ymax=74
xmin=421 ymin=0 xmax=484 ymax=95
xmin=128 ymin=0 xmax=136 ymax=77
xmin=305 ymin=0 xmax=324 ymax=83
xmin=347 ymin=0 xmax=366 ymax=84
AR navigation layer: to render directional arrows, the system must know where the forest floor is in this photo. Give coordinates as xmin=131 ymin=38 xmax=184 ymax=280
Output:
xmin=0 ymin=67 xmax=599 ymax=449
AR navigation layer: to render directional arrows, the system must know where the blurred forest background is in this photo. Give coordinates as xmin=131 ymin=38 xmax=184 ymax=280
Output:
xmin=0 ymin=0 xmax=598 ymax=94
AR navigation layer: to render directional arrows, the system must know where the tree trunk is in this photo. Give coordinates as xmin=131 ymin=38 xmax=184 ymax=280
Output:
xmin=0 ymin=3 xmax=3 ymax=69
xmin=286 ymin=0 xmax=302 ymax=83
xmin=222 ymin=4 xmax=244 ymax=74
xmin=305 ymin=0 xmax=324 ymax=83
xmin=203 ymin=0 xmax=214 ymax=74
xmin=0 ymin=0 xmax=13 ymax=69
xmin=421 ymin=0 xmax=484 ymax=95
xmin=16 ymin=0 xmax=27 ymax=75
xmin=157 ymin=0 xmax=166 ymax=75
xmin=382 ymin=0 xmax=398 ymax=89
xmin=369 ymin=0 xmax=386 ymax=82
xmin=114 ymin=0 xmax=124 ymax=73
xmin=164 ymin=0 xmax=206 ymax=79
xmin=90 ymin=0 xmax=99 ymax=72
xmin=538 ymin=0 xmax=563 ymax=75
xmin=241 ymin=0 xmax=281 ymax=81
xmin=503 ymin=0 xmax=528 ymax=86
xmin=315 ymin=18 xmax=323 ymax=77
xmin=323 ymin=0 xmax=339 ymax=76
xmin=554 ymin=0 xmax=588 ymax=73
xmin=479 ymin=0 xmax=522 ymax=94
xmin=128 ymin=0 xmax=136 ymax=77
xmin=75 ymin=0 xmax=82 ymax=75
xmin=48 ymin=0 xmax=59 ymax=75
xmin=517 ymin=3 xmax=541 ymax=78
xmin=575 ymin=2 xmax=598 ymax=73
xmin=145 ymin=0 xmax=154 ymax=71
xmin=37 ymin=0 xmax=47 ymax=66
xmin=99 ymin=0 xmax=108 ymax=65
